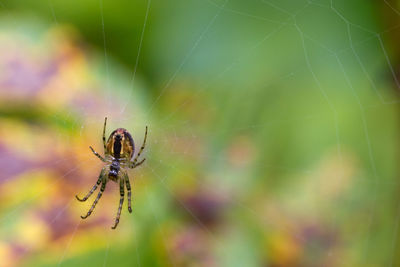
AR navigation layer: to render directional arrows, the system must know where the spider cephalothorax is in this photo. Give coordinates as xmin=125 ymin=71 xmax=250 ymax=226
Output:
xmin=76 ymin=117 xmax=148 ymax=229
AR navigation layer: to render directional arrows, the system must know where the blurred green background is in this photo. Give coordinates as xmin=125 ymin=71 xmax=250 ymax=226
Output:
xmin=0 ymin=0 xmax=400 ymax=266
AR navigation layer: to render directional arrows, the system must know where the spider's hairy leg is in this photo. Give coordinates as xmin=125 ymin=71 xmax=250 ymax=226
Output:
xmin=81 ymin=176 xmax=107 ymax=219
xmin=124 ymin=172 xmax=132 ymax=213
xmin=89 ymin=146 xmax=106 ymax=162
xmin=130 ymin=126 xmax=148 ymax=168
xmin=130 ymin=158 xmax=145 ymax=169
xmin=129 ymin=126 xmax=147 ymax=169
xmin=103 ymin=117 xmax=107 ymax=152
xmin=111 ymin=177 xmax=125 ymax=229
xmin=76 ymin=168 xmax=105 ymax=202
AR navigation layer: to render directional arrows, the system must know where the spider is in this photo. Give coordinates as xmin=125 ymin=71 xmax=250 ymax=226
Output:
xmin=76 ymin=117 xmax=148 ymax=229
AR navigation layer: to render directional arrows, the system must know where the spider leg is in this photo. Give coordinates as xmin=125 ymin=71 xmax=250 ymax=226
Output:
xmin=111 ymin=177 xmax=125 ymax=229
xmin=81 ymin=177 xmax=107 ymax=219
xmin=76 ymin=168 xmax=105 ymax=202
xmin=103 ymin=117 xmax=107 ymax=152
xmin=124 ymin=172 xmax=132 ymax=213
xmin=89 ymin=146 xmax=106 ymax=162
xmin=132 ymin=158 xmax=146 ymax=168
xmin=129 ymin=126 xmax=148 ymax=168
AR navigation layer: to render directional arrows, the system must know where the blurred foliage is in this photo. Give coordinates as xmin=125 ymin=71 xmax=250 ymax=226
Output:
xmin=0 ymin=0 xmax=399 ymax=267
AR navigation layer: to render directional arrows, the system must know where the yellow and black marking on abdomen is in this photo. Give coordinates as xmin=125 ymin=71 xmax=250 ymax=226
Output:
xmin=106 ymin=128 xmax=135 ymax=160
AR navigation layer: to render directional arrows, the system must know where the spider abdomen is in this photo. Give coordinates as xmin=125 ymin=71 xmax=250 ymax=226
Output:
xmin=106 ymin=128 xmax=135 ymax=159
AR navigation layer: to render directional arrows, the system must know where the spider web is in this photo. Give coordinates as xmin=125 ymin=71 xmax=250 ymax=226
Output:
xmin=0 ymin=0 xmax=399 ymax=266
